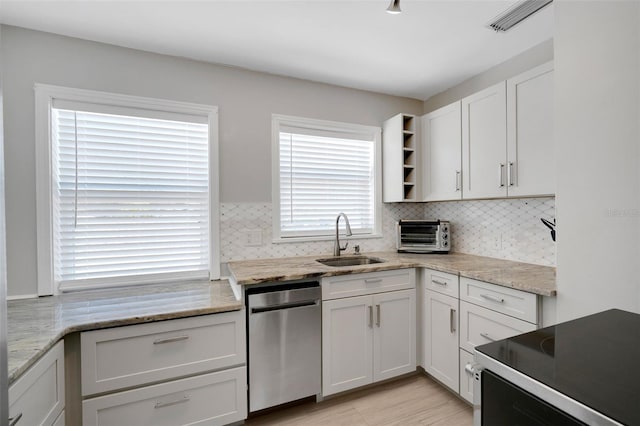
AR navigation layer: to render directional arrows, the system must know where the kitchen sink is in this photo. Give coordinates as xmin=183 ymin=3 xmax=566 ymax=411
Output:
xmin=315 ymin=256 xmax=385 ymax=267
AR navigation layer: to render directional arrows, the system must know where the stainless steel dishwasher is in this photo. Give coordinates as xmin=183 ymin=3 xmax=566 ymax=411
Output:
xmin=247 ymin=281 xmax=321 ymax=412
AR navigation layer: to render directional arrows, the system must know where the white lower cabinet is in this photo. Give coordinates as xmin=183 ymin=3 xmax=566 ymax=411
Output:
xmin=423 ymin=289 xmax=459 ymax=392
xmin=322 ymin=295 xmax=373 ymax=395
xmin=322 ymin=270 xmax=416 ymax=396
xmin=80 ymin=311 xmax=247 ymax=426
xmin=421 ymin=269 xmax=542 ymax=404
xmin=458 ymin=349 xmax=475 ymax=403
xmin=459 ymin=300 xmax=536 ymax=353
xmin=81 ymin=312 xmax=245 ymax=396
xmin=373 ymin=289 xmax=417 ymax=382
xmin=82 ymin=367 xmax=247 ymax=426
xmin=9 ymin=340 xmax=65 ymax=426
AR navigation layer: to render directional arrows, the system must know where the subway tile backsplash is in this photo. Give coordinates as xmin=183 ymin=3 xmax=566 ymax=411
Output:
xmin=220 ymin=197 xmax=555 ymax=267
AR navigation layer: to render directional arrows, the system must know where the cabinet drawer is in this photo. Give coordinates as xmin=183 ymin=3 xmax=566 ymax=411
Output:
xmin=322 ymin=268 xmax=415 ymax=300
xmin=83 ymin=366 xmax=247 ymax=426
xmin=459 ymin=301 xmax=536 ymax=353
xmin=81 ymin=311 xmax=245 ymax=396
xmin=9 ymin=340 xmax=64 ymax=426
xmin=459 ymin=349 xmax=474 ymax=404
xmin=460 ymin=277 xmax=537 ymax=323
xmin=423 ymin=269 xmax=458 ymax=298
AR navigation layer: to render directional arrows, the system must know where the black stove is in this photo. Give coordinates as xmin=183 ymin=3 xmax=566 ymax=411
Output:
xmin=476 ymin=309 xmax=640 ymax=425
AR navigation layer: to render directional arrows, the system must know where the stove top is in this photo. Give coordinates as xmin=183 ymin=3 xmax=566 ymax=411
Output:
xmin=477 ymin=309 xmax=640 ymax=426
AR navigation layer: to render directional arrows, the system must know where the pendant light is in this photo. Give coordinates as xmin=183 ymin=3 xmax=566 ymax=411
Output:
xmin=386 ymin=0 xmax=401 ymax=14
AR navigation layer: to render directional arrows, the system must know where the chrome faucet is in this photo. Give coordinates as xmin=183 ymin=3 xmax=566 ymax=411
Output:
xmin=333 ymin=212 xmax=353 ymax=256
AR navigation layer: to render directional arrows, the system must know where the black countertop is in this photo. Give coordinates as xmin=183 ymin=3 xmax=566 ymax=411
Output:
xmin=477 ymin=309 xmax=640 ymax=426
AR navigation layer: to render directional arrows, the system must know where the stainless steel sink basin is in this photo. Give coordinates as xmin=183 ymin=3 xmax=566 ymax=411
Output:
xmin=316 ymin=256 xmax=385 ymax=267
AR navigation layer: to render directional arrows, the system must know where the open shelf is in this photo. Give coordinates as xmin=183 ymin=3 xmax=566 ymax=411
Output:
xmin=383 ymin=113 xmax=419 ymax=202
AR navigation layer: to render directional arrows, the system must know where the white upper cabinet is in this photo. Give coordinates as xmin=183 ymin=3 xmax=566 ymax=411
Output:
xmin=506 ymin=61 xmax=555 ymax=197
xmin=421 ymin=101 xmax=462 ymax=201
xmin=461 ymin=81 xmax=508 ymax=199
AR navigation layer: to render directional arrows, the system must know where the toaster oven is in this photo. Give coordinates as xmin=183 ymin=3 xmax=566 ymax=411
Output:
xmin=396 ymin=220 xmax=450 ymax=253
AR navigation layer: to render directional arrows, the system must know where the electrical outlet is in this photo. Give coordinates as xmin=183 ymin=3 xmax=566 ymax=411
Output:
xmin=244 ymin=229 xmax=262 ymax=247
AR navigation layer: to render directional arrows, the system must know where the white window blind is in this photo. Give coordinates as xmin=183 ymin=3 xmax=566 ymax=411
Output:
xmin=278 ymin=125 xmax=376 ymax=238
xmin=51 ymin=108 xmax=210 ymax=289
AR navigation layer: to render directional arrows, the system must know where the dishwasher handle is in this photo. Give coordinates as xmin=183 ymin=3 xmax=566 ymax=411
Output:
xmin=250 ymin=299 xmax=318 ymax=314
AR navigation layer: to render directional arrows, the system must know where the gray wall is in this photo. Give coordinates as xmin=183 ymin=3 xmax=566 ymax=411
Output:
xmin=0 ymin=25 xmax=423 ymax=297
xmin=423 ymin=39 xmax=553 ymax=114
xmin=554 ymin=1 xmax=640 ymax=321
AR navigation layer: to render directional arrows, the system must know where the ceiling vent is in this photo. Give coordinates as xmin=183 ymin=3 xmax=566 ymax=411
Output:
xmin=487 ymin=0 xmax=553 ymax=32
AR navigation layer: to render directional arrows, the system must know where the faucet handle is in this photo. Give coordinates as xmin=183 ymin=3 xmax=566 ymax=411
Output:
xmin=341 ymin=242 xmax=349 ymax=252
xmin=354 ymin=245 xmax=361 ymax=254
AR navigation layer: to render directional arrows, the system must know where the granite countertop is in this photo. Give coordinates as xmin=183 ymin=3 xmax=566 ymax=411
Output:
xmin=228 ymin=251 xmax=556 ymax=297
xmin=7 ymin=279 xmax=241 ymax=385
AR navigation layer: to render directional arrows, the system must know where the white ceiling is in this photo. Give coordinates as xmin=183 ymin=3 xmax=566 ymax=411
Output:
xmin=0 ymin=0 xmax=554 ymax=100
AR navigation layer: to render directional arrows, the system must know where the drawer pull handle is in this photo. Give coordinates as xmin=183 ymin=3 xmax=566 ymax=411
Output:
xmin=432 ymin=279 xmax=447 ymax=286
xmin=154 ymin=395 xmax=190 ymax=409
xmin=450 ymin=308 xmax=456 ymax=333
xmin=376 ymin=304 xmax=381 ymax=327
xmin=8 ymin=413 xmax=23 ymax=426
xmin=153 ymin=335 xmax=190 ymax=345
xmin=365 ymin=278 xmax=383 ymax=284
xmin=480 ymin=294 xmax=505 ymax=304
xmin=480 ymin=332 xmax=496 ymax=342
xmin=368 ymin=305 xmax=373 ymax=328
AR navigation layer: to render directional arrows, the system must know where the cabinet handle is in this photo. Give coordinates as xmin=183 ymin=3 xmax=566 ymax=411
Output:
xmin=464 ymin=363 xmax=474 ymax=376
xmin=480 ymin=293 xmax=505 ymax=304
xmin=455 ymin=170 xmax=461 ymax=191
xmin=8 ymin=413 xmax=23 ymax=426
xmin=365 ymin=278 xmax=383 ymax=284
xmin=153 ymin=335 xmax=190 ymax=345
xmin=368 ymin=305 xmax=373 ymax=328
xmin=499 ymin=163 xmax=505 ymax=187
xmin=432 ymin=279 xmax=447 ymax=286
xmin=480 ymin=332 xmax=496 ymax=342
xmin=376 ymin=304 xmax=381 ymax=327
xmin=154 ymin=394 xmax=190 ymax=409
xmin=508 ymin=162 xmax=515 ymax=187
xmin=450 ymin=308 xmax=456 ymax=333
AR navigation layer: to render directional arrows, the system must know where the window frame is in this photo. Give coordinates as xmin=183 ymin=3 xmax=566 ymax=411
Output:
xmin=271 ymin=114 xmax=383 ymax=243
xmin=34 ymin=84 xmax=220 ymax=295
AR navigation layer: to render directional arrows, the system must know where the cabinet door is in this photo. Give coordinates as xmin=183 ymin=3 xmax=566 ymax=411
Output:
xmin=507 ymin=61 xmax=554 ymax=197
xmin=459 ymin=349 xmax=475 ymax=403
xmin=372 ymin=289 xmax=416 ymax=382
xmin=423 ymin=290 xmax=459 ymax=392
xmin=462 ymin=82 xmax=507 ymax=199
xmin=9 ymin=340 xmax=65 ymax=426
xmin=422 ymin=102 xmax=462 ymax=201
xmin=322 ymin=295 xmax=374 ymax=396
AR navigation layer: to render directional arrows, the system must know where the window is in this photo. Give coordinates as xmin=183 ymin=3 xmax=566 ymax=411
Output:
xmin=35 ymin=85 xmax=219 ymax=293
xmin=272 ymin=114 xmax=382 ymax=241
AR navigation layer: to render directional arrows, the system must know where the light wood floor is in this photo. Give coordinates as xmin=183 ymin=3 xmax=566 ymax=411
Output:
xmin=246 ymin=374 xmax=473 ymax=426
